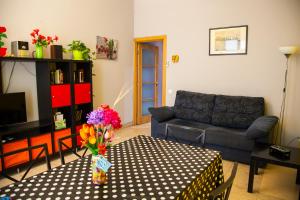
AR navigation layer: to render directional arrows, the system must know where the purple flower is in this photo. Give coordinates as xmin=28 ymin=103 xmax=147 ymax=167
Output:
xmin=87 ymin=109 xmax=104 ymax=125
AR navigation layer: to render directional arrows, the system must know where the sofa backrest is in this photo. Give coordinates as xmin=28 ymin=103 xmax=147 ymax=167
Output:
xmin=211 ymin=95 xmax=264 ymax=129
xmin=174 ymin=90 xmax=216 ymax=123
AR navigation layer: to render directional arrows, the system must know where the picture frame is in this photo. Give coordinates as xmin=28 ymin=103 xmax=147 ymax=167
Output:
xmin=96 ymin=36 xmax=118 ymax=60
xmin=209 ymin=25 xmax=248 ymax=56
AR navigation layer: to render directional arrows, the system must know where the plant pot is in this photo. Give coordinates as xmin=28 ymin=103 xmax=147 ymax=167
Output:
xmin=35 ymin=45 xmax=44 ymax=59
xmin=73 ymin=50 xmax=83 ymax=60
xmin=91 ymin=155 xmax=107 ymax=185
xmin=0 ymin=47 xmax=7 ymax=57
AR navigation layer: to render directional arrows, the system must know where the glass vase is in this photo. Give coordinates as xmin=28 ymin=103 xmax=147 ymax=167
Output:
xmin=91 ymin=155 xmax=107 ymax=185
xmin=35 ymin=45 xmax=43 ymax=59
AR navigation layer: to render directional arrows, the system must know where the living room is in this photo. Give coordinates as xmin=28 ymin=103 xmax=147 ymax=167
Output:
xmin=0 ymin=0 xmax=299 ymax=199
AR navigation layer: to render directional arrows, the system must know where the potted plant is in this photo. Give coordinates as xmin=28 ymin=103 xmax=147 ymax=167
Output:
xmin=30 ymin=28 xmax=58 ymax=59
xmin=0 ymin=26 xmax=7 ymax=57
xmin=67 ymin=40 xmax=90 ymax=60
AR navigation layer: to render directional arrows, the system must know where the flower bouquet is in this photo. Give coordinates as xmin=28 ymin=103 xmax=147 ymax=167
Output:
xmin=79 ymin=104 xmax=121 ymax=185
xmin=30 ymin=29 xmax=58 ymax=58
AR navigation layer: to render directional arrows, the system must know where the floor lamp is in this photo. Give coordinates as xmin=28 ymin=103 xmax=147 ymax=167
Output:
xmin=276 ymin=46 xmax=299 ymax=145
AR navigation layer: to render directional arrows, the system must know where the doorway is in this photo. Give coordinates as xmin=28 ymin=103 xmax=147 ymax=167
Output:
xmin=133 ymin=36 xmax=167 ymax=125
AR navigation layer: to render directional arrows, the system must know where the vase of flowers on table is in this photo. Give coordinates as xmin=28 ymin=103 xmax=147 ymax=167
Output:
xmin=80 ymin=104 xmax=121 ymax=185
xmin=0 ymin=26 xmax=7 ymax=57
xmin=30 ymin=28 xmax=58 ymax=58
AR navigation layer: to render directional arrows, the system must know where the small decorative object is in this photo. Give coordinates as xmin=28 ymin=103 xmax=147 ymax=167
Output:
xmin=172 ymin=55 xmax=179 ymax=63
xmin=209 ymin=25 xmax=248 ymax=55
xmin=96 ymin=36 xmax=118 ymax=60
xmin=50 ymin=45 xmax=63 ymax=59
xmin=0 ymin=26 xmax=8 ymax=57
xmin=54 ymin=112 xmax=66 ymax=130
xmin=78 ymin=69 xmax=84 ymax=83
xmin=79 ymin=104 xmax=122 ymax=185
xmin=11 ymin=41 xmax=29 ymax=57
xmin=30 ymin=28 xmax=58 ymax=59
xmin=55 ymin=69 xmax=64 ymax=84
xmin=67 ymin=40 xmax=90 ymax=60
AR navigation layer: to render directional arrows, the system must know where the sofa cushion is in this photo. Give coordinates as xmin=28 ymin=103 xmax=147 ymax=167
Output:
xmin=246 ymin=116 xmax=278 ymax=139
xmin=166 ymin=119 xmax=213 ymax=142
xmin=205 ymin=126 xmax=254 ymax=151
xmin=148 ymin=106 xmax=175 ymax=122
xmin=211 ymin=95 xmax=264 ymax=129
xmin=174 ymin=90 xmax=216 ymax=124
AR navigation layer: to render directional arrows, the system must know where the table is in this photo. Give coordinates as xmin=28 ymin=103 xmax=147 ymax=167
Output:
xmin=248 ymin=145 xmax=300 ymax=193
xmin=0 ymin=135 xmax=224 ymax=199
xmin=165 ymin=123 xmax=206 ymax=146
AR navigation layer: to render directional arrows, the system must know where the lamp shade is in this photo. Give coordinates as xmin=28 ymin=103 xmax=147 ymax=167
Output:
xmin=279 ymin=46 xmax=299 ymax=55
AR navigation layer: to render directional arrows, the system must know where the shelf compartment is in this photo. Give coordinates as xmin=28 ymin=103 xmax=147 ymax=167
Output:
xmin=51 ymin=84 xmax=71 ymax=108
xmin=74 ymin=103 xmax=92 ymax=125
xmin=49 ymin=62 xmax=71 ymax=84
xmin=52 ymin=107 xmax=72 ymax=131
xmin=72 ymin=62 xmax=92 ymax=84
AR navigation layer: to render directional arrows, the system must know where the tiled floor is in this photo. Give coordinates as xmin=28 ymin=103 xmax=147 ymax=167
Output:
xmin=0 ymin=123 xmax=299 ymax=200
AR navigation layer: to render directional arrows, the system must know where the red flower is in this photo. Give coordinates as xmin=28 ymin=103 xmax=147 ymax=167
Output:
xmin=33 ymin=29 xmax=39 ymax=34
xmin=47 ymin=36 xmax=52 ymax=41
xmin=39 ymin=35 xmax=45 ymax=40
xmin=54 ymin=35 xmax=58 ymax=41
xmin=0 ymin=26 xmax=6 ymax=33
xmin=30 ymin=32 xmax=36 ymax=37
xmin=98 ymin=144 xmax=107 ymax=155
xmin=32 ymin=39 xmax=37 ymax=44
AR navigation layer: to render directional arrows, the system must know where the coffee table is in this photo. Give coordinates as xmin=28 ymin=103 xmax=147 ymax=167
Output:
xmin=248 ymin=145 xmax=300 ymax=193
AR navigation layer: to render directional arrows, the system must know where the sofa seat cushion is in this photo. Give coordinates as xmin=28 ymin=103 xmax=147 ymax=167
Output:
xmin=205 ymin=126 xmax=254 ymax=151
xmin=174 ymin=90 xmax=216 ymax=124
xmin=211 ymin=95 xmax=264 ymax=129
xmin=166 ymin=119 xmax=213 ymax=142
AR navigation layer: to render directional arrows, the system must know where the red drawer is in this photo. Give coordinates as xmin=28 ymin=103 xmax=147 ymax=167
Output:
xmin=30 ymin=133 xmax=53 ymax=158
xmin=75 ymin=83 xmax=91 ymax=104
xmin=2 ymin=139 xmax=30 ymax=169
xmin=51 ymin=84 xmax=71 ymax=108
xmin=54 ymin=128 xmax=72 ymax=152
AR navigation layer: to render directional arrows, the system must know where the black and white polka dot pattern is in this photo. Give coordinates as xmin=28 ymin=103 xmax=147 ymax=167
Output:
xmin=0 ymin=135 xmax=223 ymax=199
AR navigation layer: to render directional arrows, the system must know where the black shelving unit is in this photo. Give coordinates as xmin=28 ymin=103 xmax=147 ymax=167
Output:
xmin=0 ymin=56 xmax=93 ymax=171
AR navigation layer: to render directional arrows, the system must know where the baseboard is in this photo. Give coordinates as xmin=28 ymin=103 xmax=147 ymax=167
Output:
xmin=122 ymin=121 xmax=133 ymax=128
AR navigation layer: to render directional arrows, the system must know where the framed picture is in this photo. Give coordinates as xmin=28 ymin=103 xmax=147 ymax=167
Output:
xmin=209 ymin=25 xmax=248 ymax=55
xmin=96 ymin=36 xmax=118 ymax=60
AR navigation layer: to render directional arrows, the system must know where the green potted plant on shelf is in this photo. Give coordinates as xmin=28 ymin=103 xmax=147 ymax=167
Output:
xmin=67 ymin=40 xmax=90 ymax=60
xmin=0 ymin=26 xmax=8 ymax=57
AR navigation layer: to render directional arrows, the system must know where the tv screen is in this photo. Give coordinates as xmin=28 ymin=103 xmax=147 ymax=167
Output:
xmin=0 ymin=92 xmax=27 ymax=126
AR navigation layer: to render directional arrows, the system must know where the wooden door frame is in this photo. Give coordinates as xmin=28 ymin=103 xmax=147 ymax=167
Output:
xmin=133 ymin=35 xmax=167 ymax=125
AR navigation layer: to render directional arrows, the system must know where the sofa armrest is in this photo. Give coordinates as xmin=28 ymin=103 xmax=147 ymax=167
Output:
xmin=148 ymin=106 xmax=175 ymax=122
xmin=246 ymin=116 xmax=278 ymax=139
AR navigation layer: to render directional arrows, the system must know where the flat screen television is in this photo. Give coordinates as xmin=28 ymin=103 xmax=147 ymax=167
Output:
xmin=0 ymin=92 xmax=27 ymax=127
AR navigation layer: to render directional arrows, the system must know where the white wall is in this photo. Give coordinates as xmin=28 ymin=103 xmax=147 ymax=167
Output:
xmin=134 ymin=0 xmax=300 ymax=145
xmin=0 ymin=0 xmax=134 ymax=123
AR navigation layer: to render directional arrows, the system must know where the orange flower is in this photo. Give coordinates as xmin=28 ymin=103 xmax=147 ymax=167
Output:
xmin=89 ymin=126 xmax=96 ymax=137
xmin=89 ymin=136 xmax=96 ymax=144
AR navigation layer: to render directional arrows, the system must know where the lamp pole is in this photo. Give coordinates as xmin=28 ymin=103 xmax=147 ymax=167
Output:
xmin=276 ymin=54 xmax=290 ymax=145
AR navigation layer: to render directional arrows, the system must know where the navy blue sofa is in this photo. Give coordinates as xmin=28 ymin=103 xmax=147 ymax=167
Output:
xmin=149 ymin=90 xmax=278 ymax=164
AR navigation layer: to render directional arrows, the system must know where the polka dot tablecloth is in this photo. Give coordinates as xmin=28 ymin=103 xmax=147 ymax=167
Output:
xmin=0 ymin=135 xmax=224 ymax=200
